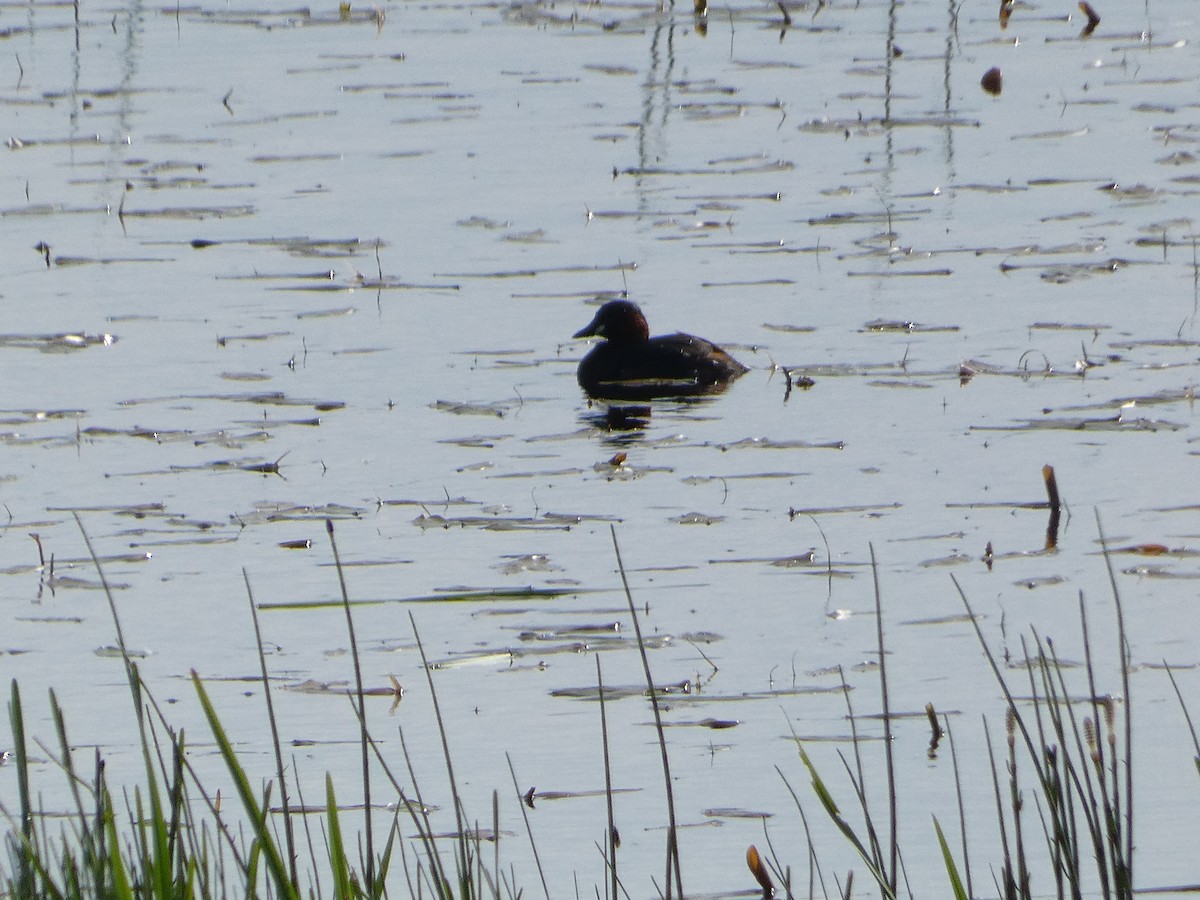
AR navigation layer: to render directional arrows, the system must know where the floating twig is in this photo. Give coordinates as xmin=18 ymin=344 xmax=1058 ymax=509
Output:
xmin=925 ymin=702 xmax=944 ymax=757
xmin=1079 ymin=1 xmax=1100 ymax=37
xmin=1043 ymin=464 xmax=1062 ymax=550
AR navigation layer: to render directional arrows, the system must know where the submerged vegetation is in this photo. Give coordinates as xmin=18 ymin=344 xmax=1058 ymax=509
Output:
xmin=2 ymin=515 xmax=1193 ymax=900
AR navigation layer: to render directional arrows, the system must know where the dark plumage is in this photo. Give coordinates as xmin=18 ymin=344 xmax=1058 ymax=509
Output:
xmin=572 ymin=300 xmax=748 ymax=401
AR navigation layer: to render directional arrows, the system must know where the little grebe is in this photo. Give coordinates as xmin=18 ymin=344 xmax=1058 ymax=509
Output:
xmin=572 ymin=300 xmax=748 ymax=400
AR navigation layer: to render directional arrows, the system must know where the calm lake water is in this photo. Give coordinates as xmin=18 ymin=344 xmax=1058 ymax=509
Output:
xmin=3 ymin=0 xmax=1200 ymax=895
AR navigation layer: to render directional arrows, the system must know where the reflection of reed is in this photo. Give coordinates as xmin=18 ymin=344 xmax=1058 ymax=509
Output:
xmin=881 ymin=0 xmax=898 ymax=176
xmin=86 ymin=0 xmax=144 ymax=203
xmin=879 ymin=0 xmax=970 ymax=199
xmin=942 ymin=0 xmax=960 ymax=179
xmin=636 ymin=20 xmax=677 ymax=211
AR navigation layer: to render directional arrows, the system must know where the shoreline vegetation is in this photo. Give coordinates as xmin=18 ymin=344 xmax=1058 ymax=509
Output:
xmin=2 ymin=513 xmax=1191 ymax=900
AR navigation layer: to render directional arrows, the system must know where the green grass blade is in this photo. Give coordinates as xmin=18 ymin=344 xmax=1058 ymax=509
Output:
xmin=374 ymin=814 xmax=401 ymax=899
xmin=246 ymin=839 xmax=261 ymax=897
xmin=794 ymin=742 xmax=895 ymax=898
xmin=103 ymin=791 xmax=135 ymax=900
xmin=932 ymin=817 xmax=969 ymax=900
xmin=190 ymin=670 xmax=298 ymax=900
xmin=795 ymin=743 xmax=841 ymax=818
xmin=326 ymin=775 xmax=355 ymax=899
xmin=9 ymin=680 xmax=34 ymax=896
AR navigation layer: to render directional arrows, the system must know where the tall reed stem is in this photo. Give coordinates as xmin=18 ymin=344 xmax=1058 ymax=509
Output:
xmin=326 ymin=518 xmax=374 ymax=888
xmin=609 ymin=525 xmax=683 ymax=900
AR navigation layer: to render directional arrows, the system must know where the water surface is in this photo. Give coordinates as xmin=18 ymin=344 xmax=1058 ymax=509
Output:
xmin=2 ymin=0 xmax=1199 ymax=894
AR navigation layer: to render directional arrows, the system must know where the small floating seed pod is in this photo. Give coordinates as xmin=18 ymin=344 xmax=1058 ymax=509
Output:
xmin=981 ymin=66 xmax=1002 ymax=95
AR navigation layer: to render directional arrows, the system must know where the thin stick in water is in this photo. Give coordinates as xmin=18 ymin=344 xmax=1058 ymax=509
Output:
xmin=597 ymin=655 xmax=619 ymax=900
xmin=326 ymin=519 xmax=374 ymax=888
xmin=609 ymin=525 xmax=683 ymax=899
xmin=244 ymin=568 xmax=299 ymax=890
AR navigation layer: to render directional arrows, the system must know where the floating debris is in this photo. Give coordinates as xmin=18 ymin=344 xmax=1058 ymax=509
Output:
xmin=432 ymin=400 xmax=509 ymax=418
xmin=981 ymin=67 xmax=1002 ymax=96
xmin=259 ymin=586 xmax=583 ymax=611
xmin=672 ymin=512 xmax=724 ymax=526
xmin=497 ymin=554 xmax=562 ymax=575
xmin=1078 ymin=1 xmax=1100 ymax=37
xmin=0 ymin=332 xmax=116 ymax=353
